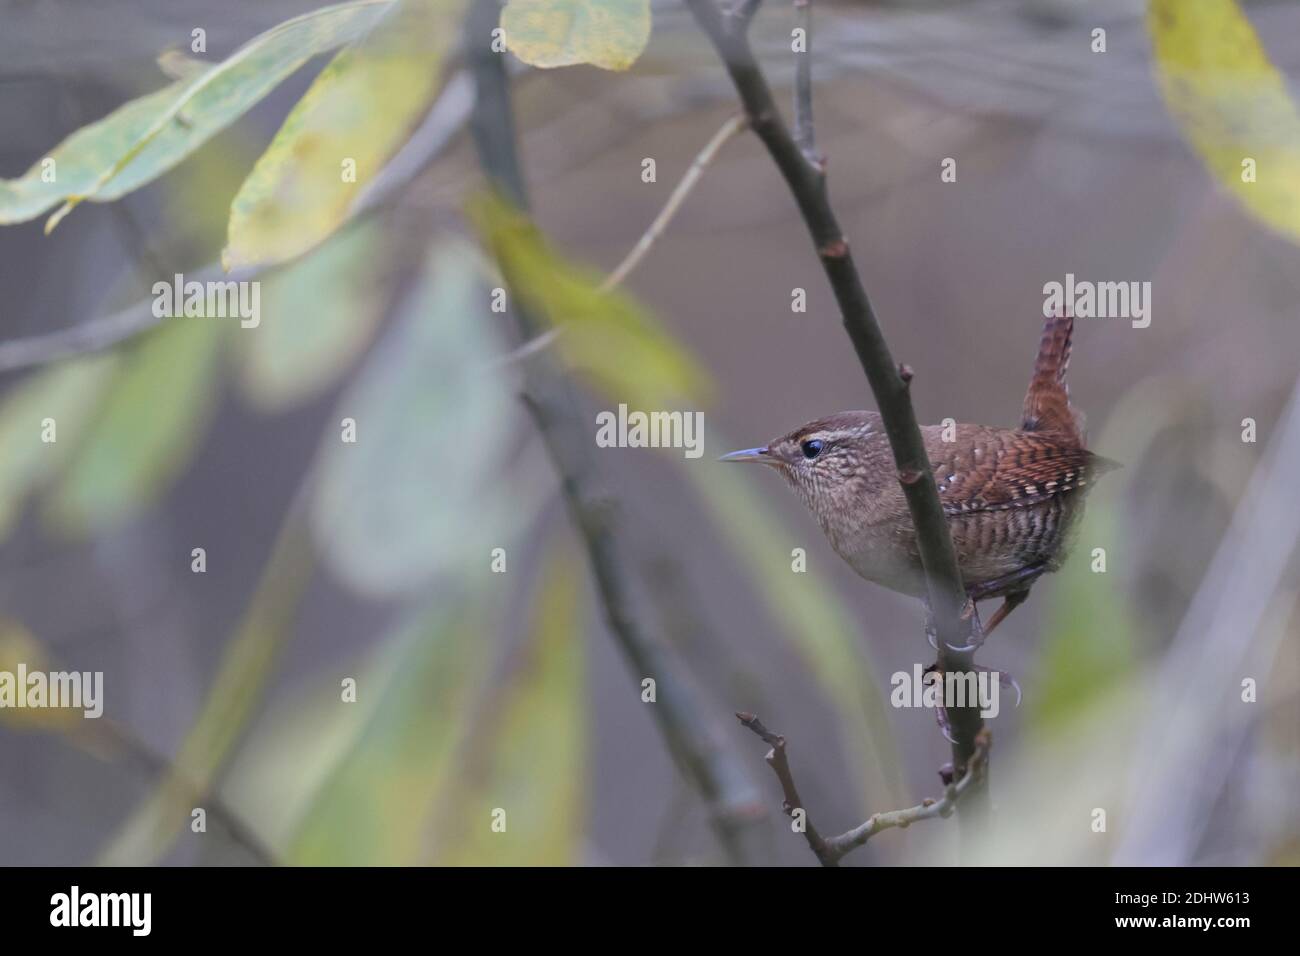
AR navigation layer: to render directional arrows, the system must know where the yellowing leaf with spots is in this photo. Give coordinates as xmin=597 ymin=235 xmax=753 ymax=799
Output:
xmin=223 ymin=0 xmax=462 ymax=270
xmin=502 ymin=0 xmax=650 ymax=71
xmin=1148 ymin=0 xmax=1300 ymax=242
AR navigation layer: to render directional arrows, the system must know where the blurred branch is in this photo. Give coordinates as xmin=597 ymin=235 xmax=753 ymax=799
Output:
xmin=601 ymin=113 xmax=746 ymax=291
xmin=98 ymin=488 xmax=317 ymax=865
xmin=466 ymin=0 xmax=766 ymax=864
xmin=738 ymin=712 xmax=990 ymax=866
xmin=82 ymin=719 xmax=279 ymax=865
xmin=684 ymin=0 xmax=986 ymax=832
xmin=0 ymin=70 xmax=474 ymax=375
xmin=1115 ymin=374 xmax=1300 ymax=864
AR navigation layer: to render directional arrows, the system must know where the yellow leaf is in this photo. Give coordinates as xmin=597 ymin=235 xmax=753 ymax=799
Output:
xmin=283 ymin=606 xmax=490 ymax=865
xmin=1148 ymin=0 xmax=1300 ymax=242
xmin=468 ymin=190 xmax=709 ymax=409
xmin=434 ymin=543 xmax=586 ymax=866
xmin=223 ymin=0 xmax=463 ymax=270
xmin=0 ymin=620 xmax=84 ymax=734
xmin=502 ymin=0 xmax=651 ymax=71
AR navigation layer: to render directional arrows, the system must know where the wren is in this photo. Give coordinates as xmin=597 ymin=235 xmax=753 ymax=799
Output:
xmin=722 ymin=315 xmax=1117 ymax=640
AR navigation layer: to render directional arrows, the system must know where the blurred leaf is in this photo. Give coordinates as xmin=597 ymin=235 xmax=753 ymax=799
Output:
xmin=502 ymin=0 xmax=651 ymax=71
xmin=282 ymin=603 xmax=491 ymax=864
xmin=435 ymin=543 xmax=586 ymax=865
xmin=1026 ymin=495 xmax=1135 ymax=731
xmin=468 ymin=190 xmax=709 ymax=408
xmin=46 ymin=318 xmax=225 ymax=535
xmin=680 ymin=451 xmax=904 ymax=811
xmin=223 ymin=0 xmax=462 ymax=270
xmin=12 ymin=0 xmax=394 ymax=230
xmin=311 ymin=242 xmax=520 ymax=597
xmin=0 ymin=619 xmax=85 ymax=734
xmin=236 ymin=220 xmax=388 ymax=410
xmin=1028 ymin=378 xmax=1174 ymax=730
xmin=1149 ymin=0 xmax=1300 ymax=243
xmin=0 ymin=355 xmax=119 ymax=540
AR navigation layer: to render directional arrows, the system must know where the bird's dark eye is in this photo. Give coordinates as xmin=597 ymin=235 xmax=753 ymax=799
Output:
xmin=800 ymin=439 xmax=824 ymax=460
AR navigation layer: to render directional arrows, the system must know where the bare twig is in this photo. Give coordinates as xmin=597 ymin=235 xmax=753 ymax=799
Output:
xmin=738 ymin=712 xmax=990 ymax=865
xmin=822 ymin=729 xmax=990 ymax=860
xmin=480 ymin=326 xmax=563 ymax=370
xmin=735 ymin=712 xmax=838 ymax=866
xmin=601 ymin=113 xmax=747 ymax=291
xmin=792 ymin=0 xmax=818 ymax=168
xmin=684 ymin=0 xmax=985 ymax=825
xmin=490 ymin=112 xmax=745 ymax=374
xmin=466 ymin=0 xmax=766 ymax=864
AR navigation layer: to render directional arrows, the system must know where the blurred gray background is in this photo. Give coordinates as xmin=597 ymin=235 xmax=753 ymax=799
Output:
xmin=1 ymin=0 xmax=1297 ymax=865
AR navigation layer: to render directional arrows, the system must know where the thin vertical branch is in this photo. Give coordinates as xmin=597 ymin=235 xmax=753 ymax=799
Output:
xmin=792 ymin=0 xmax=818 ymax=167
xmin=683 ymin=0 xmax=987 ymax=835
xmin=465 ymin=0 xmax=766 ymax=864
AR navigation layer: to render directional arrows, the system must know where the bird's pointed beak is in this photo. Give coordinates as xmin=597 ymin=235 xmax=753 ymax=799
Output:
xmin=718 ymin=446 xmax=776 ymax=465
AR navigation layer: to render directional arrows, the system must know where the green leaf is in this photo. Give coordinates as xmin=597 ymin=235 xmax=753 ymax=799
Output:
xmin=46 ymin=318 xmax=225 ymax=534
xmin=434 ymin=543 xmax=586 ymax=865
xmin=1026 ymin=494 xmax=1135 ymax=732
xmin=681 ymin=450 xmax=905 ymax=812
xmin=1149 ymin=0 xmax=1300 ymax=243
xmin=280 ymin=603 xmax=492 ymax=864
xmin=502 ymin=0 xmax=651 ymax=71
xmin=310 ymin=242 xmax=519 ymax=597
xmin=235 ymin=220 xmax=388 ymax=410
xmin=223 ymin=0 xmax=463 ymax=270
xmin=5 ymin=0 xmax=394 ymax=230
xmin=468 ymin=190 xmax=709 ymax=409
xmin=0 ymin=81 xmax=188 ymax=225
xmin=0 ymin=355 xmax=120 ymax=540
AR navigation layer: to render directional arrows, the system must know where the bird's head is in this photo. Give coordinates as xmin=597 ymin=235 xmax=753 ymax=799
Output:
xmin=719 ymin=410 xmax=889 ymax=514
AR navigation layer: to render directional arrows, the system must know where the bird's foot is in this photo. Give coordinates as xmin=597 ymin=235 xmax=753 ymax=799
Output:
xmin=923 ymin=663 xmax=958 ymax=742
xmin=923 ymin=596 xmax=990 ymax=654
xmin=944 ymin=597 xmax=987 ymax=654
xmin=975 ymin=663 xmax=1022 ymax=709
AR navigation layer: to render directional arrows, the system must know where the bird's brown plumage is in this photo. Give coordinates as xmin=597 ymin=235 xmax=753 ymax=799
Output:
xmin=732 ymin=316 xmax=1116 ymax=608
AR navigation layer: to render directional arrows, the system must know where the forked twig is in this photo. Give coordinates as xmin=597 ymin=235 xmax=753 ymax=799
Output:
xmin=738 ymin=712 xmax=991 ymax=866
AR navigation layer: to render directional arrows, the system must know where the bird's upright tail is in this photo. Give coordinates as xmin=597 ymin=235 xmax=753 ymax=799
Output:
xmin=1021 ymin=313 xmax=1084 ymax=442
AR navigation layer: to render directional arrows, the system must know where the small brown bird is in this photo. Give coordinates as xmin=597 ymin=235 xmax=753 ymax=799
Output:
xmin=722 ymin=315 xmax=1117 ymax=644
